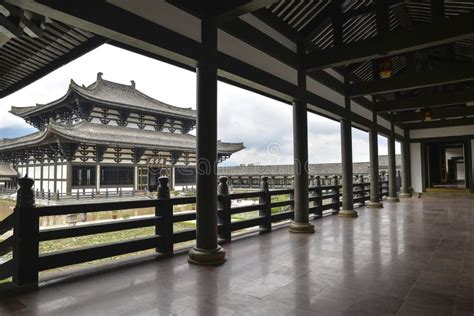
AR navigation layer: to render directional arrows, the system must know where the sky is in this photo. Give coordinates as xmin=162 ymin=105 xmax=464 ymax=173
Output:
xmin=0 ymin=44 xmax=400 ymax=166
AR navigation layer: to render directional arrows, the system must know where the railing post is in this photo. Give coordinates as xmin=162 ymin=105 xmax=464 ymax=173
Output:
xmin=378 ymin=173 xmax=383 ymax=200
xmin=331 ymin=175 xmax=340 ymax=213
xmin=156 ymin=176 xmax=173 ymax=256
xmin=359 ymin=175 xmax=365 ymax=205
xmin=309 ymin=176 xmax=316 ymax=209
xmin=13 ymin=176 xmax=39 ymax=288
xmin=396 ymin=170 xmax=401 ymax=192
xmin=314 ymin=175 xmax=322 ymax=216
xmin=217 ymin=176 xmax=231 ymax=242
xmin=289 ymin=176 xmax=294 ymax=208
xmin=259 ymin=176 xmax=272 ymax=233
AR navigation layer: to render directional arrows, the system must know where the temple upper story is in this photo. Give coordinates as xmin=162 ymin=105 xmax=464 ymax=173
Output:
xmin=0 ymin=74 xmax=244 ymax=169
xmin=10 ymin=72 xmax=197 ymax=134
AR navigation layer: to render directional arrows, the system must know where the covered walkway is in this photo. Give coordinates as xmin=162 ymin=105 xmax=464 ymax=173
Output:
xmin=1 ymin=197 xmax=473 ymax=315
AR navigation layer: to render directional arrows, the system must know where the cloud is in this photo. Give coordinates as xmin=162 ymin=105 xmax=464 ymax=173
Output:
xmin=0 ymin=44 xmax=392 ymax=166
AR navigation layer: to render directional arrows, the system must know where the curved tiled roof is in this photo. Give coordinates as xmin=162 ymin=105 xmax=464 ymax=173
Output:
xmin=10 ymin=73 xmax=196 ymax=120
xmin=0 ymin=162 xmax=19 ymax=177
xmin=0 ymin=121 xmax=244 ymax=155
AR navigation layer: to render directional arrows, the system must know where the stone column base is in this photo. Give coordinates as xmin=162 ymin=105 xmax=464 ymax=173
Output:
xmin=338 ymin=209 xmax=358 ymax=218
xmin=289 ymin=221 xmax=315 ymax=234
xmin=399 ymin=192 xmax=412 ymax=198
xmin=188 ymin=246 xmax=226 ymax=266
xmin=367 ymin=201 xmax=383 ymax=208
xmin=386 ymin=196 xmax=400 ymax=202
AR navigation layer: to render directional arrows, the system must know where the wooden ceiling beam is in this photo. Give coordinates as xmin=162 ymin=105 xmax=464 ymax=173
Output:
xmin=166 ymin=0 xmax=278 ymax=23
xmin=304 ymin=11 xmax=474 ymax=71
xmin=404 ymin=117 xmax=474 ymax=130
xmin=216 ymin=0 xmax=279 ymax=23
xmin=376 ymin=89 xmax=474 ymax=112
xmin=351 ymin=63 xmax=474 ymax=97
xmin=392 ymin=105 xmax=474 ymax=123
xmin=0 ymin=14 xmax=22 ymax=39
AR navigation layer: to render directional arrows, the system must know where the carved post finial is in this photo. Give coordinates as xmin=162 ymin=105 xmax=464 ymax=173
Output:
xmin=16 ymin=174 xmax=35 ymax=207
xmin=218 ymin=176 xmax=229 ymax=195
xmin=158 ymin=176 xmax=170 ymax=199
xmin=260 ymin=176 xmax=269 ymax=192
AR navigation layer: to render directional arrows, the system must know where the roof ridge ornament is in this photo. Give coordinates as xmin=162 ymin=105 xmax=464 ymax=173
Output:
xmin=97 ymin=72 xmax=103 ymax=81
xmin=130 ymin=80 xmax=135 ymax=89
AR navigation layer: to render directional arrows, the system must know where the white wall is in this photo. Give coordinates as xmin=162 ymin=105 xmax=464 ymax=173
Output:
xmin=410 ymin=125 xmax=474 ymax=139
xmin=410 ymin=143 xmax=423 ymax=193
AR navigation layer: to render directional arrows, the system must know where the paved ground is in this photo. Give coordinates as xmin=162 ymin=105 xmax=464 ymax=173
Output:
xmin=0 ymin=196 xmax=473 ymax=315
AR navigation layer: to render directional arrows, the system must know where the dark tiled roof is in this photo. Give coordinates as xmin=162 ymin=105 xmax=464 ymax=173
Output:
xmin=0 ymin=121 xmax=244 ymax=155
xmin=10 ymin=73 xmax=196 ymax=119
xmin=0 ymin=162 xmax=18 ymax=177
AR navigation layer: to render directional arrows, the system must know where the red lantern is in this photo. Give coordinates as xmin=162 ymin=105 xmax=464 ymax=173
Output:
xmin=424 ymin=110 xmax=432 ymax=121
xmin=378 ymin=57 xmax=393 ymax=79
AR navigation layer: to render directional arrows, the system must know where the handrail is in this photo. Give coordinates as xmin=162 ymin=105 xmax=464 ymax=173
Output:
xmin=0 ymin=213 xmax=14 ymax=236
xmin=39 ymin=216 xmax=162 ymax=241
xmin=0 ymin=236 xmax=14 ymax=257
xmin=37 ymin=199 xmax=158 ymax=216
xmin=0 ymin=260 xmax=13 ymax=281
xmin=4 ymin=173 xmax=396 ymax=287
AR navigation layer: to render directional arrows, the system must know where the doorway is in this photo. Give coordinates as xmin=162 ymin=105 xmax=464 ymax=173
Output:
xmin=424 ymin=141 xmax=469 ymax=191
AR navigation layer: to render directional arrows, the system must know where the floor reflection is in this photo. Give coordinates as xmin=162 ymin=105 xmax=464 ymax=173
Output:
xmin=0 ymin=197 xmax=473 ymax=315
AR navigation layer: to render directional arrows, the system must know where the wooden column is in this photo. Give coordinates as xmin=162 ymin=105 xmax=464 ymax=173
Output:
xmin=289 ymin=41 xmax=314 ymax=233
xmin=188 ymin=15 xmax=225 ymax=265
xmin=39 ymin=158 xmax=44 ymax=192
xmin=53 ymin=159 xmax=57 ymax=193
xmin=368 ymin=111 xmax=383 ymax=208
xmin=96 ymin=164 xmax=101 ymax=193
xmin=400 ymin=129 xmax=412 ymax=197
xmin=387 ymin=123 xmax=400 ymax=202
xmin=66 ymin=160 xmax=72 ymax=195
xmin=339 ymin=74 xmax=358 ymax=218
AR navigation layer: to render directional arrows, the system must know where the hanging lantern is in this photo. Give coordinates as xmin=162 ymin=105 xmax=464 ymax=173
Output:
xmin=424 ymin=110 xmax=432 ymax=121
xmin=378 ymin=57 xmax=393 ymax=79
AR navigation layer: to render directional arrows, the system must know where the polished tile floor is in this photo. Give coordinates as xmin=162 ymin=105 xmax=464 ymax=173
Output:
xmin=1 ymin=197 xmax=473 ymax=315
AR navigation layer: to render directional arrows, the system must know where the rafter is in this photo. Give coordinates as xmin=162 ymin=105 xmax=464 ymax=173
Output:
xmin=376 ymin=89 xmax=474 ymax=112
xmin=351 ymin=63 xmax=474 ymax=97
xmin=300 ymin=1 xmax=342 ymax=41
xmin=304 ymin=11 xmax=474 ymax=71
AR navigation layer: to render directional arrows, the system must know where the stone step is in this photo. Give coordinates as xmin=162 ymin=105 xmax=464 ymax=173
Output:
xmin=420 ymin=191 xmax=474 ymax=199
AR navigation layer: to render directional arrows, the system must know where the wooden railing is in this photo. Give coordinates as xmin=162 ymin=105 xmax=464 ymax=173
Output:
xmin=0 ymin=213 xmax=14 ymax=285
xmin=0 ymin=175 xmax=390 ymax=289
xmin=34 ymin=188 xmax=149 ymax=201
